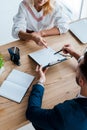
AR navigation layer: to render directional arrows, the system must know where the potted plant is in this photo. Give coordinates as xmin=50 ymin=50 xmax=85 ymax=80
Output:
xmin=0 ymin=53 xmax=4 ymax=75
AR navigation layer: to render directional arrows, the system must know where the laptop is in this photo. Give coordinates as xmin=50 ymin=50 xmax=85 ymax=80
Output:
xmin=69 ymin=18 xmax=87 ymax=44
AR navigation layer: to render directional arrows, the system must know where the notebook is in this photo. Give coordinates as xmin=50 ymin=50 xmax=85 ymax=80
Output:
xmin=0 ymin=69 xmax=35 ymax=103
xmin=69 ymin=18 xmax=87 ymax=44
xmin=28 ymin=47 xmax=67 ymax=68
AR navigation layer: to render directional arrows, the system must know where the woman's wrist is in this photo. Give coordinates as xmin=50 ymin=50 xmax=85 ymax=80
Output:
xmin=31 ymin=33 xmax=36 ymax=41
xmin=40 ymin=30 xmax=46 ymax=37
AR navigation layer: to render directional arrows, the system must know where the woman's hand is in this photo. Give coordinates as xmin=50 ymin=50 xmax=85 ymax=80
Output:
xmin=35 ymin=65 xmax=48 ymax=84
xmin=32 ymin=32 xmax=48 ymax=48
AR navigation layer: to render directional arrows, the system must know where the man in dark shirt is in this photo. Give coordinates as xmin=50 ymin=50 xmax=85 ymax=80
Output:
xmin=26 ymin=44 xmax=87 ymax=130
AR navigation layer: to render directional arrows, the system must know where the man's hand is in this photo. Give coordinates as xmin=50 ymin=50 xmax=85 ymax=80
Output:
xmin=35 ymin=65 xmax=48 ymax=84
xmin=62 ymin=44 xmax=80 ymax=60
xmin=62 ymin=44 xmax=75 ymax=55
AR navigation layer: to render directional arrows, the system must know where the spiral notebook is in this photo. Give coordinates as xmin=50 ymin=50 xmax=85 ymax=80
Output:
xmin=0 ymin=69 xmax=35 ymax=103
xmin=28 ymin=47 xmax=67 ymax=68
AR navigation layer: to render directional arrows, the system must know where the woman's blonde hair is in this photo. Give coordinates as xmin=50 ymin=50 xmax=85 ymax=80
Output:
xmin=30 ymin=0 xmax=55 ymax=16
xmin=43 ymin=0 xmax=54 ymax=16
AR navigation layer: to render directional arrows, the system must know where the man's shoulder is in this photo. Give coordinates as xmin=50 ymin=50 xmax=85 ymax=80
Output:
xmin=54 ymin=99 xmax=79 ymax=112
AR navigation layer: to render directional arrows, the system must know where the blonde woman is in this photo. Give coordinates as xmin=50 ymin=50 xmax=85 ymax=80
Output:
xmin=12 ymin=0 xmax=69 ymax=47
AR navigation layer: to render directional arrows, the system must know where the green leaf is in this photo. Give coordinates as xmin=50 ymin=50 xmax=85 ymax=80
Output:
xmin=0 ymin=54 xmax=4 ymax=68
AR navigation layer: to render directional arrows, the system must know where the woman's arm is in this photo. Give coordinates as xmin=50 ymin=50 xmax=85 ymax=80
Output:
xmin=18 ymin=31 xmax=48 ymax=48
xmin=12 ymin=3 xmax=27 ymax=39
xmin=18 ymin=30 xmax=33 ymax=41
xmin=39 ymin=27 xmax=60 ymax=37
xmin=53 ymin=1 xmax=69 ymax=34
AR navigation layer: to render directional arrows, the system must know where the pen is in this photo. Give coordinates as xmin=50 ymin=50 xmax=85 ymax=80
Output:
xmin=14 ymin=47 xmax=16 ymax=54
xmin=54 ymin=49 xmax=62 ymax=55
xmin=54 ymin=49 xmax=72 ymax=58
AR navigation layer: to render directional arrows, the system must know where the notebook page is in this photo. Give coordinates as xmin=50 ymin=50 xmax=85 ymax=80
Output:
xmin=7 ymin=69 xmax=35 ymax=88
xmin=0 ymin=80 xmax=26 ymax=103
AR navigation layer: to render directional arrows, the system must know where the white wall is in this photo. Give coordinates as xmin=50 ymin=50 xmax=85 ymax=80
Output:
xmin=59 ymin=0 xmax=87 ymax=20
xmin=81 ymin=0 xmax=87 ymax=18
xmin=0 ymin=0 xmax=22 ymax=45
xmin=59 ymin=0 xmax=82 ymax=20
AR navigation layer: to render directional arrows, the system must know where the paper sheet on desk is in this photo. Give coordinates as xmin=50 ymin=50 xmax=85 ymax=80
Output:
xmin=29 ymin=47 xmax=66 ymax=67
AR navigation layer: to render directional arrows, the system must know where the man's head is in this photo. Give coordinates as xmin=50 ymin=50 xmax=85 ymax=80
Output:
xmin=76 ymin=51 xmax=87 ymax=91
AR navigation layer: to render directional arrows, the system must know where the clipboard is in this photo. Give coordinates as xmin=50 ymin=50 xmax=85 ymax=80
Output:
xmin=28 ymin=47 xmax=69 ymax=68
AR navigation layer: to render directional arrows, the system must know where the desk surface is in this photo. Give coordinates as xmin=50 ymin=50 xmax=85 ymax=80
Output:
xmin=0 ymin=32 xmax=86 ymax=130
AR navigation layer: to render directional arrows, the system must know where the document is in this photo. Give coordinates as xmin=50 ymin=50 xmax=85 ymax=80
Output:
xmin=0 ymin=69 xmax=35 ymax=103
xmin=29 ymin=47 xmax=67 ymax=67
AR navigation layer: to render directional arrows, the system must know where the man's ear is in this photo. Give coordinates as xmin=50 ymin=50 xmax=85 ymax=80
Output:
xmin=79 ymin=76 xmax=85 ymax=87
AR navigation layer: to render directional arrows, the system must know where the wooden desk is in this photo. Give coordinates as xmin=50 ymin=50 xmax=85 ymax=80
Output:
xmin=0 ymin=32 xmax=86 ymax=130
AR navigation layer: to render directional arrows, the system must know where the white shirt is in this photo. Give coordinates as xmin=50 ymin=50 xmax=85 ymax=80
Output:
xmin=12 ymin=0 xmax=69 ymax=39
xmin=76 ymin=93 xmax=87 ymax=98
